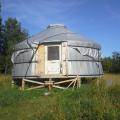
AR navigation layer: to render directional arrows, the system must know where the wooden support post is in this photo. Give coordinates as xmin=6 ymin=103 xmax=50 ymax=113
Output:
xmin=67 ymin=79 xmax=75 ymax=88
xmin=48 ymin=78 xmax=52 ymax=91
xmin=72 ymin=79 xmax=77 ymax=90
xmin=23 ymin=79 xmax=44 ymax=85
xmin=77 ymin=75 xmax=81 ymax=88
xmin=54 ymin=79 xmax=76 ymax=85
xmin=11 ymin=80 xmax=15 ymax=88
xmin=21 ymin=79 xmax=25 ymax=90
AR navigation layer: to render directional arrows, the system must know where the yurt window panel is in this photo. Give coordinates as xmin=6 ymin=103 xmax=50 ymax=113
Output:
xmin=48 ymin=46 xmax=59 ymax=60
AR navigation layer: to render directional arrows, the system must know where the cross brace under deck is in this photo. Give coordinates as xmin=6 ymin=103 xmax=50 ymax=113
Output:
xmin=20 ymin=75 xmax=81 ymax=90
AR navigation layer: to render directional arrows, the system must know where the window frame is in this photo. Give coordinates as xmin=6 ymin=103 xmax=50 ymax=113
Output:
xmin=47 ymin=45 xmax=60 ymax=61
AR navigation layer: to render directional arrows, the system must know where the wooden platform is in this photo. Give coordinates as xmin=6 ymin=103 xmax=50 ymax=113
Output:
xmin=19 ymin=75 xmax=81 ymax=91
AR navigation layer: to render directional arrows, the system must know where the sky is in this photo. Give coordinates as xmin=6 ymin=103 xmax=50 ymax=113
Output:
xmin=1 ymin=0 xmax=120 ymax=57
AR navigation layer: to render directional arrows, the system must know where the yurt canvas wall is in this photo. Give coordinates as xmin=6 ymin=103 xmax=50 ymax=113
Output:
xmin=11 ymin=24 xmax=103 ymax=79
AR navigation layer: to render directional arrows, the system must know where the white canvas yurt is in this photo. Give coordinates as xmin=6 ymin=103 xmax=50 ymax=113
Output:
xmin=11 ymin=24 xmax=103 ymax=90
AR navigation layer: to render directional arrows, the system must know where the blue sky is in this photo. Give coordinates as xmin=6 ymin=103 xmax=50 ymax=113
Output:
xmin=1 ymin=0 xmax=120 ymax=57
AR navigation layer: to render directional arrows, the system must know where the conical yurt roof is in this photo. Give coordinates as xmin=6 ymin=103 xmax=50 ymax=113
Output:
xmin=15 ymin=24 xmax=101 ymax=50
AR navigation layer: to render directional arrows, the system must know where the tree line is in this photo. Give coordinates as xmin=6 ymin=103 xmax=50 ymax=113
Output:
xmin=102 ymin=51 xmax=120 ymax=73
xmin=0 ymin=4 xmax=28 ymax=74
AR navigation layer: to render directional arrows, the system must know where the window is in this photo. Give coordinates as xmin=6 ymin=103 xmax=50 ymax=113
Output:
xmin=48 ymin=46 xmax=59 ymax=60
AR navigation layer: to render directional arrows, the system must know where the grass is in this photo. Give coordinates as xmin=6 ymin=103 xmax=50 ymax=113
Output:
xmin=102 ymin=73 xmax=120 ymax=85
xmin=0 ymin=74 xmax=120 ymax=120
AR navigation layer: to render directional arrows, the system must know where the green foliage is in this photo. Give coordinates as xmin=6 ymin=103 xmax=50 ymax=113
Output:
xmin=0 ymin=22 xmax=4 ymax=53
xmin=102 ymin=51 xmax=120 ymax=73
xmin=0 ymin=17 xmax=28 ymax=73
xmin=110 ymin=52 xmax=120 ymax=73
xmin=0 ymin=4 xmax=5 ymax=73
xmin=0 ymin=2 xmax=4 ymax=53
xmin=0 ymin=74 xmax=120 ymax=120
xmin=102 ymin=57 xmax=112 ymax=72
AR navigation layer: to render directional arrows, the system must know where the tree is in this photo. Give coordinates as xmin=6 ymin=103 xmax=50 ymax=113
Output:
xmin=101 ymin=57 xmax=112 ymax=73
xmin=110 ymin=51 xmax=120 ymax=73
xmin=3 ymin=17 xmax=28 ymax=74
xmin=0 ymin=3 xmax=5 ymax=72
xmin=0 ymin=3 xmax=4 ymax=53
xmin=102 ymin=51 xmax=120 ymax=73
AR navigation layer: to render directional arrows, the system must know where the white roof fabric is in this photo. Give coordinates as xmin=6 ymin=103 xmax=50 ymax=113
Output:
xmin=15 ymin=24 xmax=101 ymax=50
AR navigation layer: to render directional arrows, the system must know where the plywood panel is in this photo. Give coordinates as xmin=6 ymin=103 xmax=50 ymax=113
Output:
xmin=36 ymin=45 xmax=45 ymax=75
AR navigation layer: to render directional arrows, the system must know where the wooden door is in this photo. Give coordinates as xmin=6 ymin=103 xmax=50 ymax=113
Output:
xmin=45 ymin=44 xmax=61 ymax=75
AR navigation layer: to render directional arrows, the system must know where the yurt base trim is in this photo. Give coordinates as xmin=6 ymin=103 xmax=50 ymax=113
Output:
xmin=19 ymin=75 xmax=82 ymax=91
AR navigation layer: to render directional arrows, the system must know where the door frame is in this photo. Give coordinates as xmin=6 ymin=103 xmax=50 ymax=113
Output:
xmin=45 ymin=44 xmax=61 ymax=75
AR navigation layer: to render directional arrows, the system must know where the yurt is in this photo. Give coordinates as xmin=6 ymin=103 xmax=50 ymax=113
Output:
xmin=11 ymin=24 xmax=103 ymax=90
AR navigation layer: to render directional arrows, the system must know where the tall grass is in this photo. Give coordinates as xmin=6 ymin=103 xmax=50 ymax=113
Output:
xmin=0 ymin=74 xmax=120 ymax=120
xmin=102 ymin=73 xmax=120 ymax=85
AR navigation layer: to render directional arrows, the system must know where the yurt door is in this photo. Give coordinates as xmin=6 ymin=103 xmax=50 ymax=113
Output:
xmin=45 ymin=45 xmax=61 ymax=74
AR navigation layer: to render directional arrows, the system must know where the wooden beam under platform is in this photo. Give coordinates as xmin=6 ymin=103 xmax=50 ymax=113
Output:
xmin=20 ymin=75 xmax=81 ymax=90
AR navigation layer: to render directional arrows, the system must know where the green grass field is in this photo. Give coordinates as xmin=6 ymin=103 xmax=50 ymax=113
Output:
xmin=0 ymin=74 xmax=120 ymax=120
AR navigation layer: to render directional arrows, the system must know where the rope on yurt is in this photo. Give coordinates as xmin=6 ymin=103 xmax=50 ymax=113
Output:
xmin=24 ymin=38 xmax=39 ymax=77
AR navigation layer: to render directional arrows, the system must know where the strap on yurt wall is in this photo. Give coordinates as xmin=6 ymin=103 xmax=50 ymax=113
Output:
xmin=24 ymin=38 xmax=39 ymax=77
